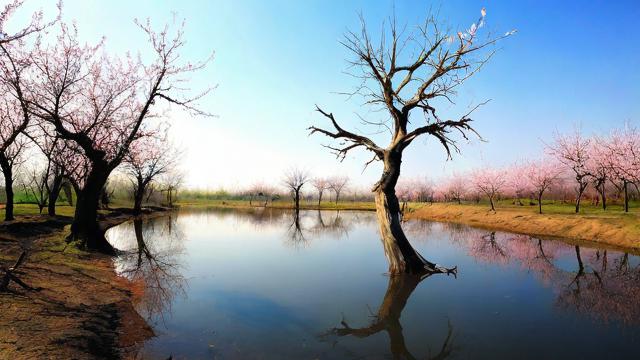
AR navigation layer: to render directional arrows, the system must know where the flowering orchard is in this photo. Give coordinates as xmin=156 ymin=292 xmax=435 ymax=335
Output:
xmin=0 ymin=1 xmax=212 ymax=252
xmin=428 ymin=126 xmax=640 ymax=213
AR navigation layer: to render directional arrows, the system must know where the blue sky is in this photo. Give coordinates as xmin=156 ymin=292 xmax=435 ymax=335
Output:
xmin=11 ymin=0 xmax=640 ymax=190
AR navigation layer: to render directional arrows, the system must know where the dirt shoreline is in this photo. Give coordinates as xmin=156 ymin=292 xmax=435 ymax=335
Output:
xmin=0 ymin=208 xmax=171 ymax=360
xmin=406 ymin=203 xmax=640 ymax=252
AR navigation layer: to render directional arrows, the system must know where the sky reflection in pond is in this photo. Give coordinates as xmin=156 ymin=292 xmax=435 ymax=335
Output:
xmin=106 ymin=208 xmax=640 ymax=359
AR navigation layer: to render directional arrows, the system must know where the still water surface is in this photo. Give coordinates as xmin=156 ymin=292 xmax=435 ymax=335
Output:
xmin=106 ymin=208 xmax=640 ymax=359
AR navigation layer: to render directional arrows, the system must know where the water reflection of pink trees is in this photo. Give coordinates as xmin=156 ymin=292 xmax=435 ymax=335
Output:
xmin=443 ymin=223 xmax=640 ymax=325
xmin=110 ymin=215 xmax=187 ymax=324
xmin=556 ymin=248 xmax=640 ymax=325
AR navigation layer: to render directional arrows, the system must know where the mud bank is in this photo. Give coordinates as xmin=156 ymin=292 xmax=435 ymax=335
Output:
xmin=0 ymin=209 xmax=171 ymax=359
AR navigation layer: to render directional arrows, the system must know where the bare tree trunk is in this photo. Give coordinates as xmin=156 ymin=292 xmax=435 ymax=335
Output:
xmin=70 ymin=165 xmax=115 ymax=254
xmin=600 ymin=182 xmax=607 ymax=211
xmin=538 ymin=192 xmax=543 ymax=214
xmin=167 ymin=187 xmax=174 ymax=207
xmin=47 ymin=173 xmax=64 ymax=216
xmin=293 ymin=187 xmax=301 ymax=214
xmin=575 ymin=182 xmax=587 ymax=213
xmin=332 ymin=274 xmax=454 ymax=359
xmin=575 ymin=246 xmax=584 ymax=275
xmin=373 ymin=152 xmax=443 ymax=275
xmin=133 ymin=177 xmax=146 ymax=215
xmin=62 ymin=180 xmax=74 ymax=206
xmin=0 ymin=152 xmax=14 ymax=221
xmin=623 ymin=181 xmax=629 ymax=213
xmin=489 ymin=196 xmax=496 ymax=211
xmin=317 ymin=190 xmax=323 ymax=208
xmin=133 ymin=188 xmax=144 ymax=214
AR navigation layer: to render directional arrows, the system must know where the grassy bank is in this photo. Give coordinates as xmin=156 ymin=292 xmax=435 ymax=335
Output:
xmin=406 ymin=202 xmax=640 ymax=250
xmin=0 ymin=204 xmax=159 ymax=359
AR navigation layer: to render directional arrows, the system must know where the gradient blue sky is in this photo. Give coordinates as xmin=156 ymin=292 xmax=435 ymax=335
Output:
xmin=12 ymin=0 xmax=640 ymax=190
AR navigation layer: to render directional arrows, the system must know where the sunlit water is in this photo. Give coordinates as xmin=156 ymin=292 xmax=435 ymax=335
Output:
xmin=106 ymin=208 xmax=640 ymax=359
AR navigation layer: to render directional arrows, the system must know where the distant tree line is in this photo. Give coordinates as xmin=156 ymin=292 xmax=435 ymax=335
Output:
xmin=435 ymin=126 xmax=640 ymax=213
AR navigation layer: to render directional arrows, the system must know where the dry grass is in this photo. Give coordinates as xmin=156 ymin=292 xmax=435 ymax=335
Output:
xmin=407 ymin=202 xmax=640 ymax=250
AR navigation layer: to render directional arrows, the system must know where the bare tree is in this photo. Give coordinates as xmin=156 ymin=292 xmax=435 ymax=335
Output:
xmin=261 ymin=184 xmax=278 ymax=206
xmin=123 ymin=133 xmax=179 ymax=214
xmin=25 ymin=129 xmax=74 ymax=216
xmin=309 ymin=8 xmax=513 ymax=274
xmin=161 ymin=170 xmax=184 ymax=208
xmin=328 ymin=176 xmax=349 ymax=205
xmin=247 ymin=182 xmax=261 ymax=206
xmin=325 ymin=274 xmax=455 ymax=359
xmin=247 ymin=182 xmax=275 ymax=207
xmin=311 ymin=177 xmax=330 ymax=207
xmin=283 ymin=167 xmax=309 ymax=213
xmin=19 ymin=162 xmax=50 ymax=214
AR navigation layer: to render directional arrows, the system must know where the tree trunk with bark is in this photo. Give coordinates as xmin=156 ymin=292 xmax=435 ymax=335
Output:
xmin=70 ymin=164 xmax=115 ymax=254
xmin=293 ymin=186 xmax=302 ymax=214
xmin=373 ymin=152 xmax=445 ymax=275
xmin=0 ymin=152 xmax=14 ymax=221
xmin=538 ymin=192 xmax=543 ymax=214
xmin=599 ymin=182 xmax=607 ymax=211
xmin=575 ymin=181 xmax=588 ymax=213
xmin=47 ymin=173 xmax=64 ymax=216
xmin=133 ymin=176 xmax=147 ymax=215
xmin=62 ymin=181 xmax=74 ymax=206
xmin=623 ymin=181 xmax=629 ymax=213
xmin=575 ymin=245 xmax=584 ymax=275
xmin=331 ymin=274 xmax=454 ymax=359
xmin=133 ymin=188 xmax=144 ymax=214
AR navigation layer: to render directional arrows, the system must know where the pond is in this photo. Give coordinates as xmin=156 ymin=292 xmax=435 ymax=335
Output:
xmin=106 ymin=208 xmax=640 ymax=359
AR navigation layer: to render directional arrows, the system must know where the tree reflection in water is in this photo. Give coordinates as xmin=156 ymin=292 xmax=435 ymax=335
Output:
xmin=286 ymin=211 xmax=307 ymax=247
xmin=556 ymin=247 xmax=640 ymax=324
xmin=322 ymin=273 xmax=455 ymax=360
xmin=284 ymin=210 xmax=371 ymax=249
xmin=440 ymin=222 xmax=640 ymax=326
xmin=111 ymin=214 xmax=187 ymax=326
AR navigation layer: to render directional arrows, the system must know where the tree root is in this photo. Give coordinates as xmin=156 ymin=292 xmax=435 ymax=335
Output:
xmin=422 ymin=264 xmax=457 ymax=279
xmin=0 ymin=251 xmax=35 ymax=292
